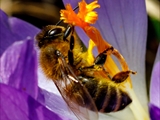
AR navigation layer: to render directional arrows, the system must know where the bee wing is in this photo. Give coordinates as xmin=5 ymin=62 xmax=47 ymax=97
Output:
xmin=54 ymin=57 xmax=98 ymax=120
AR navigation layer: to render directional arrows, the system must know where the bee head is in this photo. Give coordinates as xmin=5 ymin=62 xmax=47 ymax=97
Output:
xmin=36 ymin=25 xmax=66 ymax=48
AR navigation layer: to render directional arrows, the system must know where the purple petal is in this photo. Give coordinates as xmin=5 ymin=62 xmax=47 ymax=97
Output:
xmin=62 ymin=0 xmax=148 ymax=107
xmin=0 ymin=9 xmax=40 ymax=56
xmin=0 ymin=83 xmax=67 ymax=120
xmin=37 ymin=70 xmax=77 ymax=119
xmin=0 ymin=10 xmax=71 ymax=120
xmin=149 ymin=103 xmax=160 ymax=120
xmin=38 ymin=88 xmax=77 ymax=120
xmin=37 ymin=67 xmax=61 ymax=96
xmin=150 ymin=45 xmax=160 ymax=108
xmin=0 ymin=39 xmax=38 ymax=99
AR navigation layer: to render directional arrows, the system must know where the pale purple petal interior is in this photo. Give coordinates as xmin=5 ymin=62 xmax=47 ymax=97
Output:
xmin=0 ymin=39 xmax=38 ymax=99
xmin=62 ymin=0 xmax=148 ymax=107
xmin=150 ymin=45 xmax=160 ymax=108
xmin=38 ymin=88 xmax=77 ymax=120
xmin=0 ymin=83 xmax=66 ymax=120
xmin=37 ymin=67 xmax=77 ymax=119
xmin=0 ymin=9 xmax=40 ymax=56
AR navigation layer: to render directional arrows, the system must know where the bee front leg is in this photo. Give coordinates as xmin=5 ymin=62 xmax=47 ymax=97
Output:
xmin=63 ymin=25 xmax=75 ymax=66
xmin=63 ymin=25 xmax=74 ymax=41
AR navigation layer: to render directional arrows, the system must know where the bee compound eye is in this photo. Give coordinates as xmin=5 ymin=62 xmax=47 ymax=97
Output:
xmin=47 ymin=28 xmax=62 ymax=39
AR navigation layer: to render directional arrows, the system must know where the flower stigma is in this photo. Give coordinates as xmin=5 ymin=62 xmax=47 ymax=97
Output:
xmin=60 ymin=0 xmax=150 ymax=120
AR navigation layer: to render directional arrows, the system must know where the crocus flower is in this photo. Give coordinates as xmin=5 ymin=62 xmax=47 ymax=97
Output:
xmin=149 ymin=45 xmax=160 ymax=120
xmin=0 ymin=0 xmax=159 ymax=120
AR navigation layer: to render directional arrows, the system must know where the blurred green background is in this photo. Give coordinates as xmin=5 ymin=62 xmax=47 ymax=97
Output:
xmin=0 ymin=0 xmax=159 ymax=96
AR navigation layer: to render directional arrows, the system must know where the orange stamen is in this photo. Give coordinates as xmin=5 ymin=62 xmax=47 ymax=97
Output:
xmin=60 ymin=0 xmax=100 ymax=28
xmin=78 ymin=0 xmax=100 ymax=24
xmin=60 ymin=0 xmax=133 ymax=87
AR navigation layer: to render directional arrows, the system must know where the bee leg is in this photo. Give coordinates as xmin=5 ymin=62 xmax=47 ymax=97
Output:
xmin=94 ymin=46 xmax=114 ymax=65
xmin=67 ymin=30 xmax=74 ymax=66
xmin=89 ymin=46 xmax=114 ymax=68
xmin=79 ymin=46 xmax=114 ymax=76
xmin=112 ymin=70 xmax=137 ymax=83
xmin=62 ymin=25 xmax=75 ymax=66
xmin=68 ymin=50 xmax=74 ymax=66
xmin=63 ymin=25 xmax=74 ymax=41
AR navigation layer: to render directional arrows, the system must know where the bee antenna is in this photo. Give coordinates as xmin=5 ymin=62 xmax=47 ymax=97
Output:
xmin=73 ymin=5 xmax=79 ymax=11
xmin=55 ymin=20 xmax=63 ymax=26
xmin=56 ymin=5 xmax=79 ymax=26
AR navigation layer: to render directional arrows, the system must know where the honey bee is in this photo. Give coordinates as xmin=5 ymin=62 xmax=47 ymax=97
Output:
xmin=36 ymin=24 xmax=135 ymax=120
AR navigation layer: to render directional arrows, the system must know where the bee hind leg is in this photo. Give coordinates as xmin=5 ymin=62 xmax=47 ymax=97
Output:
xmin=112 ymin=70 xmax=137 ymax=83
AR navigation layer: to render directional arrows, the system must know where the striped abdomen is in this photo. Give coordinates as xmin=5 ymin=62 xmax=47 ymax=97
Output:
xmin=79 ymin=76 xmax=132 ymax=113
